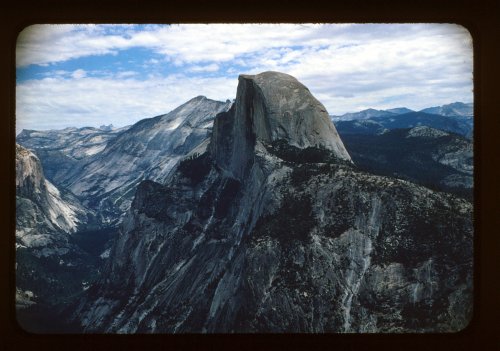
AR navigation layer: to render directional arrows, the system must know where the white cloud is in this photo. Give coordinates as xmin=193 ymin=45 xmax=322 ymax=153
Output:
xmin=240 ymin=24 xmax=473 ymax=114
xmin=188 ymin=63 xmax=220 ymax=73
xmin=16 ymin=74 xmax=237 ymax=133
xmin=115 ymin=71 xmax=138 ymax=78
xmin=133 ymin=24 xmax=322 ymax=64
xmin=19 ymin=23 xmax=470 ymax=75
xmin=16 ymin=24 xmax=352 ymax=68
xmin=16 ymin=23 xmax=473 ymax=132
xmin=17 ymin=24 xmax=122 ymax=67
xmin=71 ymin=69 xmax=86 ymax=79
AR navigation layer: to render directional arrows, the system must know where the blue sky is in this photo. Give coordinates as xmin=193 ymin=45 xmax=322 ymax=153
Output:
xmin=16 ymin=24 xmax=473 ymax=133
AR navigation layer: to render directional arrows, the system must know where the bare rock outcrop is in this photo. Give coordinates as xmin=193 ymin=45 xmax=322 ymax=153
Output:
xmin=72 ymin=72 xmax=472 ymax=333
xmin=210 ymin=71 xmax=351 ymax=179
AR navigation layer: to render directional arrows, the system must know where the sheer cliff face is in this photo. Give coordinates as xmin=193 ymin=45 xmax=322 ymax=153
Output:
xmin=74 ymin=72 xmax=472 ymax=333
xmin=16 ymin=144 xmax=97 ymax=313
xmin=16 ymin=144 xmax=89 ymax=249
xmin=210 ymin=72 xmax=351 ymax=180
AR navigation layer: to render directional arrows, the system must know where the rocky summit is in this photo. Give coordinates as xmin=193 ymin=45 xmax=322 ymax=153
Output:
xmin=210 ymin=72 xmax=351 ymax=180
xmin=69 ymin=72 xmax=473 ymax=333
xmin=15 ymin=144 xmax=91 ymax=248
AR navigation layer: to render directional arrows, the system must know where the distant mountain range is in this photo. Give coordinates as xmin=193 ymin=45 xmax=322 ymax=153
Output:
xmin=332 ymin=102 xmax=474 ymax=198
xmin=331 ymin=102 xmax=473 ymax=121
xmin=331 ymin=107 xmax=414 ymax=121
xmin=334 ymin=110 xmax=473 ymax=139
xmin=420 ymin=102 xmax=473 ymax=118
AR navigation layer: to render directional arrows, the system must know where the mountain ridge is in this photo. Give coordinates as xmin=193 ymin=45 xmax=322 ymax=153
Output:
xmin=335 ymin=111 xmax=473 ymax=138
xmin=340 ymin=126 xmax=473 ymax=199
xmin=19 ymin=96 xmax=232 ymax=226
xmin=331 ymin=102 xmax=473 ymax=121
xmin=70 ymin=72 xmax=473 ymax=333
xmin=421 ymin=102 xmax=473 ymax=118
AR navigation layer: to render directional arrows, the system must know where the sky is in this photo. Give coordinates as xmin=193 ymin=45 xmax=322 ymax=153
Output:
xmin=16 ymin=23 xmax=473 ymax=133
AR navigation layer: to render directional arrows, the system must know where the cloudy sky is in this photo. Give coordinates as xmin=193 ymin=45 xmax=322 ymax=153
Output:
xmin=16 ymin=23 xmax=473 ymax=133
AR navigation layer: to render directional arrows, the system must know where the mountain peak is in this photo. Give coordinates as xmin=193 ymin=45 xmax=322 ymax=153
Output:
xmin=190 ymin=95 xmax=208 ymax=102
xmin=332 ymin=108 xmax=394 ymax=121
xmin=385 ymin=107 xmax=414 ymax=114
xmin=210 ymin=71 xmax=351 ymax=179
xmin=420 ymin=102 xmax=473 ymax=117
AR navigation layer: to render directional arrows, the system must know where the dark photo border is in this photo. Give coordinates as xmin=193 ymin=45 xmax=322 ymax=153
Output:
xmin=1 ymin=0 xmax=499 ymax=350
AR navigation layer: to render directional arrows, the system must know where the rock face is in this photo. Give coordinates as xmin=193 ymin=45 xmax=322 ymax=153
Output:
xmin=72 ymin=72 xmax=472 ymax=333
xmin=19 ymin=97 xmax=232 ymax=225
xmin=210 ymin=72 xmax=351 ymax=180
xmin=17 ymin=126 xmax=128 ymax=186
xmin=15 ymin=144 xmax=101 ymax=324
xmin=65 ymin=96 xmax=231 ymax=224
xmin=16 ymin=144 xmax=91 ymax=248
